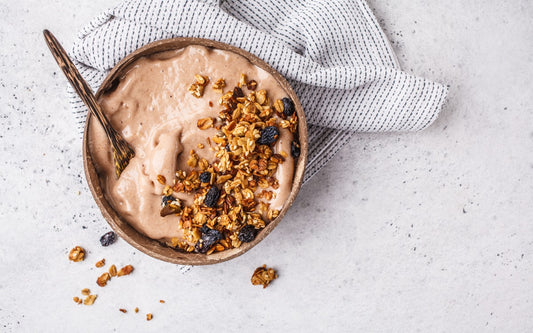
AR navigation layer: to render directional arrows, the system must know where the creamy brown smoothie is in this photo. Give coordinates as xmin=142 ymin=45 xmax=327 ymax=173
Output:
xmin=89 ymin=45 xmax=297 ymax=251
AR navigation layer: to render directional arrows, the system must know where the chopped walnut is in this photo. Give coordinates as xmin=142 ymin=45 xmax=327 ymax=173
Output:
xmin=119 ymin=308 xmax=127 ymax=313
xmin=134 ymin=307 xmax=139 ymax=313
xmin=251 ymin=265 xmax=278 ymax=288
xmin=81 ymin=288 xmax=90 ymax=296
xmin=73 ymin=296 xmax=82 ymax=304
xmin=146 ymin=313 xmax=153 ymax=321
xmin=68 ymin=246 xmax=85 ymax=262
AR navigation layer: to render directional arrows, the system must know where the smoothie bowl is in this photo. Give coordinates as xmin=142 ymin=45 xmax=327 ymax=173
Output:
xmin=83 ymin=38 xmax=307 ymax=265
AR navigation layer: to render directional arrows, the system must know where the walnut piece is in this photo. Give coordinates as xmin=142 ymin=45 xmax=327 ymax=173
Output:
xmin=81 ymin=288 xmax=90 ymax=296
xmin=68 ymin=246 xmax=85 ymax=262
xmin=146 ymin=313 xmax=153 ymax=321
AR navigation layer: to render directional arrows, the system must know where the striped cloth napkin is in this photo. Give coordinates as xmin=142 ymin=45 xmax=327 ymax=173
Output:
xmin=69 ymin=0 xmax=448 ymax=184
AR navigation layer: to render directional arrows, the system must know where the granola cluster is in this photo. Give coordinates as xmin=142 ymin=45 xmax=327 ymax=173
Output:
xmin=161 ymin=74 xmax=299 ymax=255
xmin=251 ymin=264 xmax=278 ymax=288
xmin=69 ymin=246 xmax=134 ymax=306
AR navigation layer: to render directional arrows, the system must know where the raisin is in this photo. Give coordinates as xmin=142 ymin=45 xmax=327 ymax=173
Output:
xmin=257 ymin=126 xmax=280 ymax=145
xmin=204 ymin=186 xmax=220 ymax=207
xmin=195 ymin=227 xmax=222 ymax=253
xmin=233 ymin=87 xmax=244 ymax=98
xmin=199 ymin=171 xmax=211 ymax=183
xmin=161 ymin=195 xmax=174 ymax=206
xmin=238 ymin=225 xmax=257 ymax=243
xmin=282 ymin=97 xmax=295 ymax=117
xmin=100 ymin=231 xmax=117 ymax=247
xmin=291 ymin=140 xmax=300 ymax=158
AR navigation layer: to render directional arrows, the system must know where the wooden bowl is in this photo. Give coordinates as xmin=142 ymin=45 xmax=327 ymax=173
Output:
xmin=83 ymin=38 xmax=308 ymax=265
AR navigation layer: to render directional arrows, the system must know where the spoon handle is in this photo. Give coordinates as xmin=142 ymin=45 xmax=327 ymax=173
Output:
xmin=42 ymin=29 xmax=117 ymax=143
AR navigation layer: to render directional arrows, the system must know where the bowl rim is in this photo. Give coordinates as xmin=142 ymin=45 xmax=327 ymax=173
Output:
xmin=82 ymin=37 xmax=308 ymax=265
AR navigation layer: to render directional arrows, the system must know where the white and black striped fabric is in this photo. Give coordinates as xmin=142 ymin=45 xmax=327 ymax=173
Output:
xmin=69 ymin=0 xmax=448 ymax=183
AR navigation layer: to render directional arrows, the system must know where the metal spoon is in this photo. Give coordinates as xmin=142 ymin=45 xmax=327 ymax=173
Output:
xmin=43 ymin=29 xmax=134 ymax=178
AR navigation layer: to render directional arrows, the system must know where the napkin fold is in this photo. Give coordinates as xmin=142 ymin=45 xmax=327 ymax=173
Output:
xmin=69 ymin=0 xmax=448 ymax=183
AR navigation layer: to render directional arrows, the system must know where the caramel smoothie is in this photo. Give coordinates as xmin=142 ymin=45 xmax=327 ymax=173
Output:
xmin=88 ymin=45 xmax=296 ymax=246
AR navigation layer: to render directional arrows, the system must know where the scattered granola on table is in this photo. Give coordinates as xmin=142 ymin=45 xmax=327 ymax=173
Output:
xmin=251 ymin=264 xmax=278 ymax=288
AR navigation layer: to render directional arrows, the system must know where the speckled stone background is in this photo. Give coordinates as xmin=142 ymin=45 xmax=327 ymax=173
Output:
xmin=1 ymin=1 xmax=532 ymax=332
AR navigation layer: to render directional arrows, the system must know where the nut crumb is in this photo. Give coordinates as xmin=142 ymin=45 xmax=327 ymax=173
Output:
xmin=251 ymin=265 xmax=278 ymax=288
xmin=81 ymin=288 xmax=90 ymax=296
xmin=96 ymin=272 xmax=111 ymax=287
xmin=159 ymin=300 xmax=165 ymax=303
xmin=119 ymin=308 xmax=127 ymax=313
xmin=197 ymin=143 xmax=205 ymax=149
xmin=109 ymin=264 xmax=117 ymax=277
xmin=135 ymin=307 xmax=139 ymax=313
xmin=73 ymin=296 xmax=82 ymax=304
xmin=83 ymin=294 xmax=97 ymax=305
xmin=95 ymin=258 xmax=105 ymax=268
xmin=68 ymin=246 xmax=85 ymax=262
xmin=117 ymin=265 xmax=134 ymax=277
xmin=146 ymin=313 xmax=153 ymax=321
